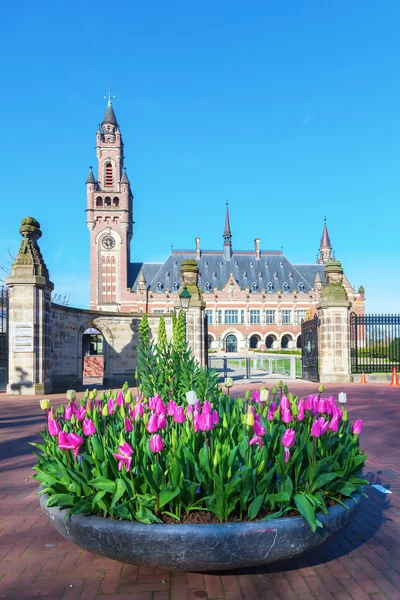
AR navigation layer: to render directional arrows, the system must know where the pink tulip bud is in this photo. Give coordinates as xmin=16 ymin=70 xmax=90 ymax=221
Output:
xmin=280 ymin=396 xmax=290 ymax=410
xmin=173 ymin=406 xmax=185 ymax=424
xmin=329 ymin=415 xmax=339 ymax=433
xmin=157 ymin=413 xmax=167 ymax=429
xmin=83 ymin=418 xmax=96 ymax=436
xmin=281 ymin=409 xmax=292 ymax=424
xmin=318 ymin=399 xmax=328 ymax=414
xmin=64 ymin=405 xmax=74 ymax=421
xmin=270 ymin=401 xmax=277 ymax=412
xmin=297 ymin=406 xmax=305 ymax=421
xmin=252 ymin=390 xmax=260 ymax=403
xmin=116 ymin=391 xmax=124 ymax=407
xmin=212 ymin=410 xmax=219 ymax=425
xmin=281 ymin=428 xmax=296 ymax=448
xmin=167 ymin=400 xmax=176 ymax=416
xmin=254 ymin=420 xmax=266 ymax=436
xmin=203 ymin=401 xmax=212 ymax=414
xmin=48 ymin=418 xmax=60 ymax=437
xmin=351 ymin=420 xmax=363 ymax=435
xmin=149 ymin=434 xmax=164 ymax=453
xmin=124 ymin=417 xmax=133 ymax=433
xmin=156 ymin=398 xmax=166 ymax=415
xmin=75 ymin=406 xmax=87 ymax=422
xmin=146 ymin=413 xmax=159 ymax=433
xmin=318 ymin=417 xmax=329 ymax=434
xmin=107 ymin=398 xmax=115 ymax=414
xmin=113 ymin=441 xmax=133 ymax=471
xmin=310 ymin=420 xmax=322 ymax=438
xmin=249 ymin=435 xmax=263 ymax=448
xmin=267 ymin=408 xmax=275 ymax=422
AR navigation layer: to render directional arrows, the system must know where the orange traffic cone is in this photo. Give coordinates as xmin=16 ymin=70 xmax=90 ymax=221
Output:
xmin=360 ymin=372 xmax=367 ymax=384
xmin=389 ymin=366 xmax=400 ymax=387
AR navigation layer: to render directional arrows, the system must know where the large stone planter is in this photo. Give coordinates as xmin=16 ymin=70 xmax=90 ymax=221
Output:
xmin=40 ymin=492 xmax=362 ymax=571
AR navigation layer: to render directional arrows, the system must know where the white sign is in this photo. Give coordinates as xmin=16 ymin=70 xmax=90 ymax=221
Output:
xmin=14 ymin=322 xmax=34 ymax=353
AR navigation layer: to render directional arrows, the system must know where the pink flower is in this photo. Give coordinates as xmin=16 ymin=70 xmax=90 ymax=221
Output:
xmin=254 ymin=420 xmax=266 ymax=436
xmin=284 ymin=447 xmax=290 ymax=463
xmin=149 ymin=434 xmax=164 ymax=453
xmin=351 ymin=420 xmax=363 ymax=435
xmin=156 ymin=398 xmax=166 ymax=415
xmin=318 ymin=417 xmax=329 ymax=434
xmin=281 ymin=428 xmax=296 ymax=448
xmin=267 ymin=408 xmax=275 ymax=421
xmin=107 ymin=398 xmax=115 ymax=414
xmin=280 ymin=396 xmax=290 ymax=410
xmin=58 ymin=431 xmax=84 ymax=460
xmin=270 ymin=401 xmax=278 ymax=412
xmin=157 ymin=413 xmax=167 ymax=429
xmin=173 ymin=406 xmax=185 ymax=424
xmin=124 ymin=417 xmax=133 ymax=433
xmin=146 ymin=413 xmax=159 ymax=433
xmin=132 ymin=402 xmax=144 ymax=420
xmin=148 ymin=396 xmax=157 ymax=410
xmin=310 ymin=420 xmax=322 ymax=438
xmin=116 ymin=391 xmax=124 ymax=407
xmin=252 ymin=390 xmax=260 ymax=403
xmin=329 ymin=415 xmax=339 ymax=432
xmin=249 ymin=435 xmax=263 ymax=448
xmin=198 ymin=413 xmax=213 ymax=431
xmin=297 ymin=406 xmax=305 ymax=421
xmin=212 ymin=410 xmax=219 ymax=425
xmin=64 ymin=405 xmax=74 ymax=421
xmin=167 ymin=400 xmax=176 ymax=416
xmin=113 ymin=441 xmax=133 ymax=471
xmin=48 ymin=417 xmax=60 ymax=437
xmin=82 ymin=418 xmax=96 ymax=436
xmin=203 ymin=401 xmax=212 ymax=414
xmin=318 ymin=398 xmax=328 ymax=414
xmin=75 ymin=406 xmax=87 ymax=422
xmin=281 ymin=409 xmax=292 ymax=424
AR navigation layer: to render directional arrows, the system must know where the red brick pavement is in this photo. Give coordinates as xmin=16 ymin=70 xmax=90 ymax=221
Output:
xmin=1 ymin=382 xmax=399 ymax=600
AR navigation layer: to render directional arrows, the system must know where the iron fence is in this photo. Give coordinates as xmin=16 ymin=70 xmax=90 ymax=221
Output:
xmin=350 ymin=312 xmax=400 ymax=374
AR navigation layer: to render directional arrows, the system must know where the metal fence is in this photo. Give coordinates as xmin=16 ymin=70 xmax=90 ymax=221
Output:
xmin=208 ymin=355 xmax=301 ymax=381
xmin=350 ymin=313 xmax=400 ymax=374
xmin=0 ymin=287 xmax=8 ymax=390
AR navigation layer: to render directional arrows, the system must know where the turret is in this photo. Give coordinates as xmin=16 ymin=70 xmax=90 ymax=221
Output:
xmin=223 ymin=201 xmax=232 ymax=261
xmin=318 ymin=217 xmax=332 ymax=264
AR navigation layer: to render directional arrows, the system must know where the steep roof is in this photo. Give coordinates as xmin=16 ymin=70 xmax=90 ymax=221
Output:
xmin=320 ymin=219 xmax=331 ymax=248
xmin=102 ymin=101 xmax=118 ymax=126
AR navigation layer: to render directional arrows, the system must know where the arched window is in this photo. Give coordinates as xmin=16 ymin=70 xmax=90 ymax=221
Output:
xmin=282 ymin=282 xmax=289 ymax=292
xmin=249 ymin=335 xmax=260 ymax=349
xmin=267 ymin=282 xmax=273 ymax=293
xmin=297 ymin=335 xmax=302 ymax=349
xmin=105 ymin=163 xmax=113 ymax=186
xmin=281 ymin=335 xmax=291 ymax=349
xmin=298 ymin=282 xmax=305 ymax=292
xmin=173 ymin=282 xmax=178 ymax=292
xmin=207 ymin=336 xmax=213 ymax=349
xmin=96 ymin=197 xmax=103 ymax=207
xmin=225 ymin=334 xmax=237 ymax=353
xmin=113 ymin=197 xmax=119 ymax=207
xmin=205 ymin=282 xmax=211 ymax=292
xmin=266 ymin=334 xmax=276 ymax=348
xmin=251 ymin=282 xmax=258 ymax=292
xmin=157 ymin=282 xmax=162 ymax=292
xmin=104 ymin=196 xmax=111 ymax=207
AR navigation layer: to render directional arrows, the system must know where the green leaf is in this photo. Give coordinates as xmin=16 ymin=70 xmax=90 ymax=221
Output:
xmin=159 ymin=487 xmax=180 ymax=509
xmin=312 ymin=472 xmax=337 ymax=491
xmin=46 ymin=494 xmax=75 ymax=508
xmin=111 ymin=479 xmax=127 ymax=508
xmin=248 ymin=494 xmax=264 ymax=520
xmin=294 ymin=494 xmax=317 ymax=532
xmin=89 ymin=477 xmax=116 ymax=493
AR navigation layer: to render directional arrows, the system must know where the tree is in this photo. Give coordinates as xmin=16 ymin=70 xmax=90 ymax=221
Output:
xmin=389 ymin=338 xmax=400 ymax=362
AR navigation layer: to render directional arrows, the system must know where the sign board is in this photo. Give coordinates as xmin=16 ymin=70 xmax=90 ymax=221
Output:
xmin=14 ymin=322 xmax=34 ymax=353
xmin=259 ymin=344 xmax=267 ymax=352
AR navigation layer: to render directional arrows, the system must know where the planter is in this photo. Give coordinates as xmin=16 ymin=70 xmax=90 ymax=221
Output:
xmin=40 ymin=492 xmax=362 ymax=571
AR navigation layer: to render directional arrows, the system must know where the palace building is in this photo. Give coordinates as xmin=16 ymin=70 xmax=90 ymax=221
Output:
xmin=86 ymin=99 xmax=365 ymax=352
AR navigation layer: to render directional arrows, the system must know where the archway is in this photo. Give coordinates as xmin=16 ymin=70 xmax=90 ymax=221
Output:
xmin=297 ymin=335 xmax=302 ymax=349
xmin=281 ymin=334 xmax=292 ymax=349
xmin=249 ymin=335 xmax=260 ymax=349
xmin=266 ymin=334 xmax=277 ymax=349
xmin=225 ymin=334 xmax=237 ymax=353
xmin=207 ymin=335 xmax=213 ymax=349
xmin=82 ymin=328 xmax=104 ymax=385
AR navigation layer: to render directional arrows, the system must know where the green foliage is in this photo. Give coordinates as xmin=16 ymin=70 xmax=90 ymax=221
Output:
xmin=389 ymin=338 xmax=400 ymax=362
xmin=173 ymin=311 xmax=186 ymax=353
xmin=139 ymin=313 xmax=150 ymax=346
xmin=157 ymin=317 xmax=167 ymax=350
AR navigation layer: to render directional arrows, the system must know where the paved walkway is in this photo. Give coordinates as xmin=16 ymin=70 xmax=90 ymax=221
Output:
xmin=1 ymin=382 xmax=399 ymax=599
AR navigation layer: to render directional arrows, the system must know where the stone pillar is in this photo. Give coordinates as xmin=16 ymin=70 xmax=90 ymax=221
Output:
xmin=317 ymin=259 xmax=352 ymax=383
xmin=6 ymin=218 xmax=54 ymax=395
xmin=175 ymin=260 xmax=206 ymax=366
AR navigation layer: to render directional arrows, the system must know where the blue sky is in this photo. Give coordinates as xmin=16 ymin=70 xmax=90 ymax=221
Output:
xmin=1 ymin=1 xmax=399 ymax=311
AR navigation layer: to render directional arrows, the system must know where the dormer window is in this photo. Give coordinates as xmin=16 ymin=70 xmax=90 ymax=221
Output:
xmin=105 ymin=163 xmax=113 ymax=187
xmin=205 ymin=282 xmax=211 ymax=292
xmin=173 ymin=282 xmax=178 ymax=292
xmin=298 ymin=282 xmax=305 ymax=292
xmin=156 ymin=282 xmax=162 ymax=292
xmin=251 ymin=282 xmax=258 ymax=292
xmin=282 ymin=282 xmax=289 ymax=292
xmin=267 ymin=282 xmax=273 ymax=292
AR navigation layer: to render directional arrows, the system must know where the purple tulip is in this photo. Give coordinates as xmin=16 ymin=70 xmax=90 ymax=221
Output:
xmin=146 ymin=413 xmax=159 ymax=433
xmin=75 ymin=406 xmax=87 ymax=422
xmin=270 ymin=401 xmax=278 ymax=413
xmin=167 ymin=400 xmax=176 ymax=416
xmin=174 ymin=406 xmax=185 ymax=424
xmin=149 ymin=434 xmax=164 ymax=453
xmin=351 ymin=420 xmax=363 ymax=435
xmin=280 ymin=396 xmax=290 ymax=410
xmin=113 ymin=441 xmax=133 ymax=470
xmin=82 ymin=418 xmax=96 ymax=436
xmin=281 ymin=409 xmax=292 ymax=424
xmin=267 ymin=408 xmax=275 ymax=422
xmin=64 ymin=405 xmax=74 ymax=421
xmin=254 ymin=420 xmax=266 ymax=436
xmin=329 ymin=415 xmax=339 ymax=433
xmin=249 ymin=435 xmax=263 ymax=448
xmin=124 ymin=417 xmax=133 ymax=433
xmin=48 ymin=417 xmax=60 ymax=437
xmin=116 ymin=391 xmax=124 ymax=407
xmin=281 ymin=428 xmax=296 ymax=448
xmin=157 ymin=413 xmax=167 ymax=429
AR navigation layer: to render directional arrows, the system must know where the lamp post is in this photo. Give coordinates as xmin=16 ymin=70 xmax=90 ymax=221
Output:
xmin=179 ymin=285 xmax=191 ymax=311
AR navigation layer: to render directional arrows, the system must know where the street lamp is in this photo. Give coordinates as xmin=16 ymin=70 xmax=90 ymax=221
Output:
xmin=179 ymin=285 xmax=191 ymax=311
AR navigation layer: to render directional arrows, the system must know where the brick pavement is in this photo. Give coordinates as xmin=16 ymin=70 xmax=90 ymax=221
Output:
xmin=1 ymin=382 xmax=399 ymax=599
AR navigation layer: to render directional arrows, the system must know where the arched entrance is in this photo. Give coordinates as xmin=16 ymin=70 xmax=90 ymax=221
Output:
xmin=225 ymin=334 xmax=237 ymax=353
xmin=297 ymin=335 xmax=302 ymax=349
xmin=281 ymin=334 xmax=292 ymax=349
xmin=249 ymin=335 xmax=260 ymax=349
xmin=82 ymin=328 xmax=104 ymax=385
xmin=266 ymin=334 xmax=277 ymax=349
xmin=207 ymin=335 xmax=213 ymax=349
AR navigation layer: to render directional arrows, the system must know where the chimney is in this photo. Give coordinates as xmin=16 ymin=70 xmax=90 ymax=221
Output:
xmin=254 ymin=238 xmax=260 ymax=260
xmin=195 ymin=237 xmax=201 ymax=259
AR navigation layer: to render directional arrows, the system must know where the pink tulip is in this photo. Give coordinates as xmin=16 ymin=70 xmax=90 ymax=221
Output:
xmin=297 ymin=406 xmax=305 ymax=421
xmin=270 ymin=401 xmax=278 ymax=413
xmin=58 ymin=431 xmax=84 ymax=460
xmin=116 ymin=391 xmax=124 ymax=407
xmin=113 ymin=441 xmax=133 ymax=471
xmin=149 ymin=434 xmax=164 ymax=453
xmin=157 ymin=413 xmax=167 ymax=429
xmin=107 ymin=398 xmax=115 ymax=414
xmin=75 ymin=406 xmax=87 ymax=422
xmin=281 ymin=428 xmax=296 ymax=448
xmin=252 ymin=390 xmax=260 ymax=403
xmin=329 ymin=415 xmax=339 ymax=433
xmin=146 ymin=413 xmax=159 ymax=433
xmin=124 ymin=417 xmax=133 ymax=433
xmin=267 ymin=408 xmax=275 ymax=421
xmin=280 ymin=396 xmax=290 ymax=410
xmin=48 ymin=418 xmax=60 ymax=437
xmin=132 ymin=402 xmax=144 ymax=420
xmin=318 ymin=417 xmax=329 ymax=434
xmin=70 ymin=401 xmax=77 ymax=414
xmin=351 ymin=420 xmax=363 ymax=435
xmin=318 ymin=399 xmax=328 ymax=414
xmin=173 ymin=406 xmax=185 ymax=424
xmin=167 ymin=400 xmax=176 ymax=416
xmin=64 ymin=405 xmax=74 ymax=421
xmin=82 ymin=418 xmax=96 ymax=436
xmin=203 ymin=401 xmax=212 ymax=414
xmin=249 ymin=435 xmax=263 ymax=448
xmin=281 ymin=409 xmax=292 ymax=424
xmin=254 ymin=420 xmax=266 ymax=437
xmin=310 ymin=420 xmax=322 ymax=438
xmin=284 ymin=447 xmax=290 ymax=463
xmin=148 ymin=396 xmax=156 ymax=410
xmin=156 ymin=398 xmax=166 ymax=415
xmin=198 ymin=413 xmax=213 ymax=431
xmin=212 ymin=410 xmax=219 ymax=425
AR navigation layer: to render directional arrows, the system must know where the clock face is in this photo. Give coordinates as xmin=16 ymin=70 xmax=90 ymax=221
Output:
xmin=102 ymin=235 xmax=115 ymax=250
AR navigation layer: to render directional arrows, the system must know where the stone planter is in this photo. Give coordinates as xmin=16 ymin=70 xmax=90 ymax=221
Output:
xmin=40 ymin=492 xmax=362 ymax=571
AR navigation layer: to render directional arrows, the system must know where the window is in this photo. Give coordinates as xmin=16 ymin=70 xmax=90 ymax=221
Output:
xmin=250 ymin=310 xmax=260 ymax=324
xmin=225 ymin=310 xmax=238 ymax=324
xmin=113 ymin=197 xmax=119 ymax=207
xmin=267 ymin=282 xmax=274 ymax=293
xmin=298 ymin=282 xmax=305 ymax=292
xmin=173 ymin=282 xmax=178 ymax=292
xmin=105 ymin=163 xmax=113 ymax=186
xmin=153 ymin=310 xmax=165 ymax=314
xmin=83 ymin=334 xmax=103 ymax=356
xmin=218 ymin=310 xmax=223 ymax=324
xmin=251 ymin=282 xmax=258 ymax=292
xmin=241 ymin=309 xmax=245 ymax=324
xmin=205 ymin=310 xmax=213 ymax=324
xmin=265 ymin=310 xmax=275 ymax=324
xmin=282 ymin=310 xmax=292 ymax=324
xmin=205 ymin=282 xmax=211 ymax=292
xmin=156 ymin=282 xmax=162 ymax=292
xmin=297 ymin=310 xmax=307 ymax=325
xmin=104 ymin=196 xmax=111 ymax=206
xmin=96 ymin=197 xmax=103 ymax=207
xmin=282 ymin=282 xmax=289 ymax=292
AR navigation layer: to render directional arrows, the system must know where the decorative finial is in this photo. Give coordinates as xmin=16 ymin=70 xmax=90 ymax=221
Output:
xmin=324 ymin=216 xmax=327 ymax=223
xmin=226 ymin=198 xmax=228 ymax=206
xmin=104 ymin=82 xmax=115 ymax=106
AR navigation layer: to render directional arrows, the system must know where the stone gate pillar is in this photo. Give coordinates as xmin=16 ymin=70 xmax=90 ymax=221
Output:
xmin=175 ymin=260 xmax=206 ymax=366
xmin=6 ymin=218 xmax=54 ymax=395
xmin=317 ymin=259 xmax=352 ymax=383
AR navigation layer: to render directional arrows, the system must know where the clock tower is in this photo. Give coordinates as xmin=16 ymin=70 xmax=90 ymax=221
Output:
xmin=86 ymin=96 xmax=133 ymax=310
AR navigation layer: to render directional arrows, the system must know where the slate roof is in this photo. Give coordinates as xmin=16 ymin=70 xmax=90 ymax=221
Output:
xmin=103 ymin=102 xmax=118 ymax=126
xmin=129 ymin=251 xmax=326 ymax=294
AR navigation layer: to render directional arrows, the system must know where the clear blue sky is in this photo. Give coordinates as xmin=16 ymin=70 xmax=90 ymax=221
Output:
xmin=1 ymin=1 xmax=399 ymax=312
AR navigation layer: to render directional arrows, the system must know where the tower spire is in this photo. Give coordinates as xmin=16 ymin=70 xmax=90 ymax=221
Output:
xmin=318 ymin=217 xmax=332 ymax=264
xmin=102 ymin=84 xmax=118 ymax=126
xmin=223 ymin=200 xmax=232 ymax=260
